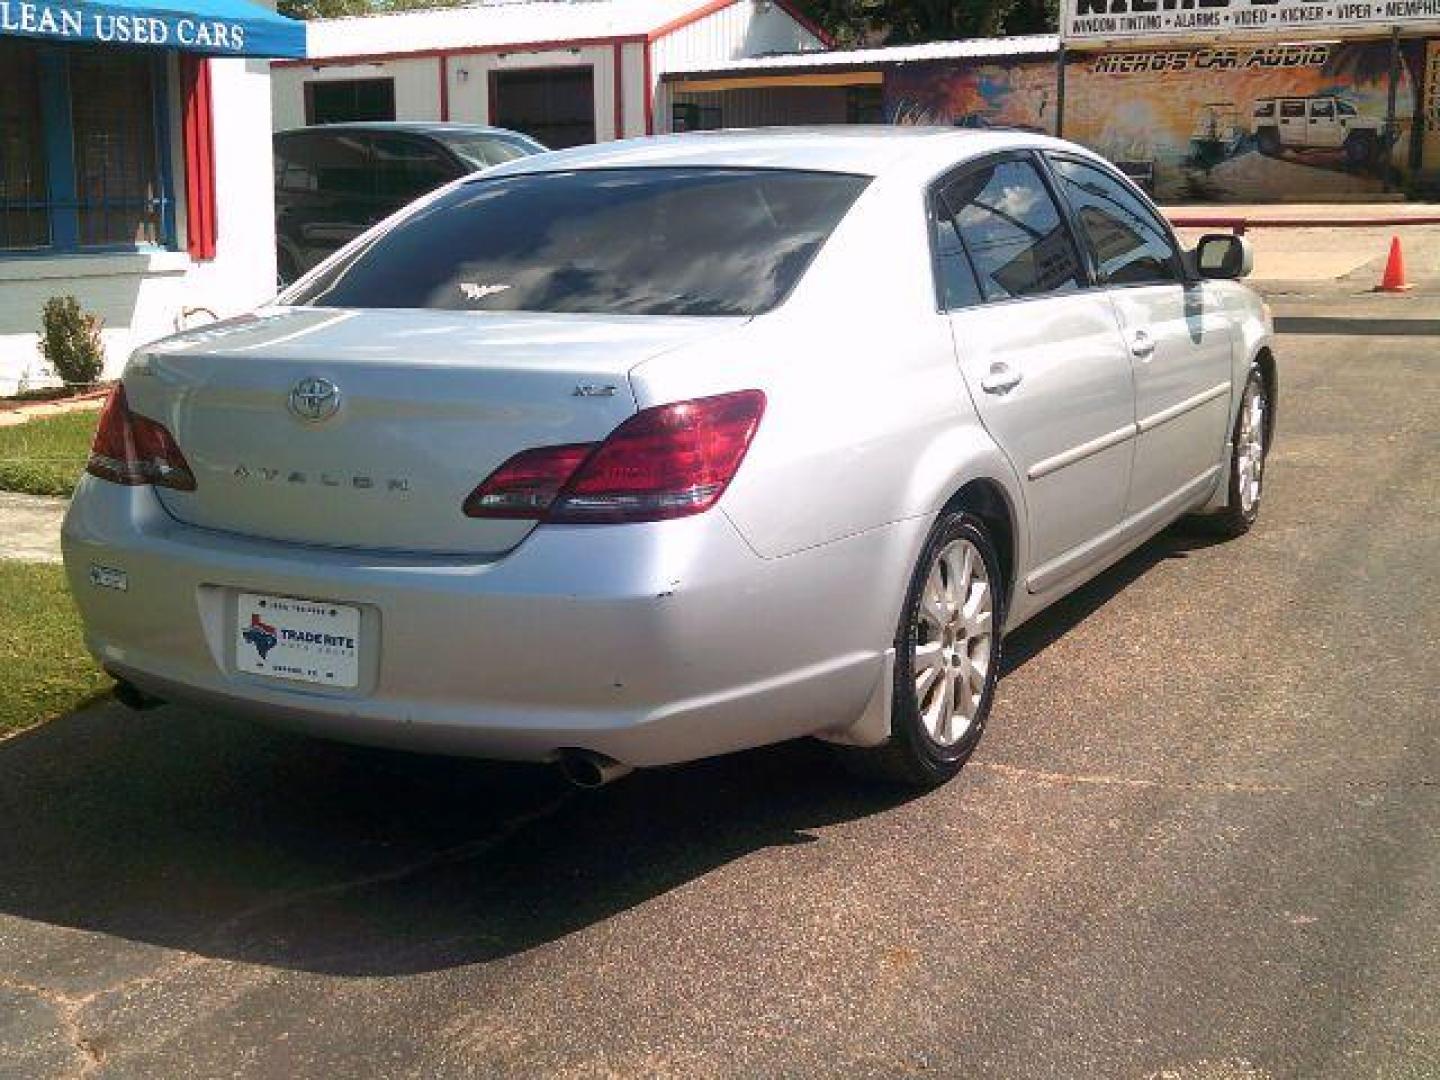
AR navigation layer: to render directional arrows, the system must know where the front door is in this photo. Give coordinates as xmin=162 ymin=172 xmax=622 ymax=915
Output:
xmin=1307 ymin=97 xmax=1343 ymax=149
xmin=936 ymin=155 xmax=1137 ymax=595
xmin=1047 ymin=154 xmax=1233 ymax=521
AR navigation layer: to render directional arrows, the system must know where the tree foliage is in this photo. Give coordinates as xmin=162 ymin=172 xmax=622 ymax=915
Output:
xmin=803 ymin=0 xmax=1055 ymax=46
xmin=278 ymin=0 xmax=468 ymax=21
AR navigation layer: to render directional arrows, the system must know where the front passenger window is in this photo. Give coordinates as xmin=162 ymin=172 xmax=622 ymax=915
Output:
xmin=1050 ymin=158 xmax=1181 ymax=286
xmin=940 ymin=159 xmax=1084 ymax=302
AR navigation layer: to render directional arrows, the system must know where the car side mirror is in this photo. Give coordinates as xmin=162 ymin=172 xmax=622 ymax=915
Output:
xmin=1194 ymin=233 xmax=1254 ymax=280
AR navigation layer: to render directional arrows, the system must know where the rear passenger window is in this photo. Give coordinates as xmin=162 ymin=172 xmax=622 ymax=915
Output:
xmin=372 ymin=136 xmax=455 ymax=204
xmin=1050 ymin=157 xmax=1181 ymax=286
xmin=939 ymin=159 xmax=1084 ymax=303
xmin=932 ymin=206 xmax=983 ymax=310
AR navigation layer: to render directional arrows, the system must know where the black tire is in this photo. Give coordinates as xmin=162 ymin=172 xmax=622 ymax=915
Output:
xmin=1201 ymin=366 xmax=1269 ymax=538
xmin=1344 ymin=131 xmax=1377 ymax=167
xmin=1256 ymin=128 xmax=1281 ymax=157
xmin=838 ymin=511 xmax=1004 ymax=788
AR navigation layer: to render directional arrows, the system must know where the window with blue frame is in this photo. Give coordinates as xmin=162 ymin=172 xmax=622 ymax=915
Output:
xmin=0 ymin=39 xmax=175 ymax=255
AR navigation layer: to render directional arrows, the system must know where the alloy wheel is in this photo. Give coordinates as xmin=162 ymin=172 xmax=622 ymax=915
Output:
xmin=1237 ymin=383 xmax=1266 ymax=514
xmin=913 ymin=538 xmax=994 ymax=747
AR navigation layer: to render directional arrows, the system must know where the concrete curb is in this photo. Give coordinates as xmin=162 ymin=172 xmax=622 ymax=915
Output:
xmin=0 ymin=387 xmax=109 ymax=429
xmin=0 ymin=492 xmax=67 ymax=565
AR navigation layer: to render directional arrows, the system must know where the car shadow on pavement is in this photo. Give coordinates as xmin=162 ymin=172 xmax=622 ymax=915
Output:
xmin=0 ymin=699 xmax=910 ymax=978
xmin=0 ymin=524 xmax=1212 ymax=980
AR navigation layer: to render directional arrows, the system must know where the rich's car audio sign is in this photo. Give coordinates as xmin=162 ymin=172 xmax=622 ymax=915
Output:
xmin=1062 ymin=0 xmax=1440 ymax=43
xmin=1088 ymin=42 xmax=1332 ymax=71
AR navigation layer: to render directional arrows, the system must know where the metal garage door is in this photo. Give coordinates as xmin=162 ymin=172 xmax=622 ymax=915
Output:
xmin=489 ymin=66 xmax=596 ymax=149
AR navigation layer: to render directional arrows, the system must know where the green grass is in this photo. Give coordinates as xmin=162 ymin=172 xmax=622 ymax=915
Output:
xmin=0 ymin=562 xmax=111 ymax=737
xmin=0 ymin=409 xmax=98 ymax=497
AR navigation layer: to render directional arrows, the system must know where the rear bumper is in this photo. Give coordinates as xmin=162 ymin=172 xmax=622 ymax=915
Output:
xmin=62 ymin=479 xmax=919 ymax=766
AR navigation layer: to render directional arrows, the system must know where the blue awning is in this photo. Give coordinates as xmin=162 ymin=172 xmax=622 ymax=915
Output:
xmin=0 ymin=0 xmax=306 ymax=58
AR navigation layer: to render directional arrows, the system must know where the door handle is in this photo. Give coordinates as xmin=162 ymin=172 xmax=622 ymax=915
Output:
xmin=1130 ymin=329 xmax=1156 ymax=359
xmin=980 ymin=362 xmax=1023 ymax=394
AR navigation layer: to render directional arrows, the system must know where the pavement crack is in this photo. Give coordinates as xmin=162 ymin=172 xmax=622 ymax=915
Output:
xmin=206 ymin=789 xmax=576 ymax=948
xmin=0 ymin=977 xmax=104 ymax=1078
xmin=977 ymin=762 xmax=1438 ymax=794
xmin=975 ymin=762 xmax=1295 ymax=793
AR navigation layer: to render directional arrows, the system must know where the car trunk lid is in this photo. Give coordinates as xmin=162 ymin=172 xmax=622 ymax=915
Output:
xmin=130 ymin=308 xmax=741 ymax=555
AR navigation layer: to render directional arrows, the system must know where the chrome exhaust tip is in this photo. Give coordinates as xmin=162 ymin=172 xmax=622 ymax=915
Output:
xmin=556 ymin=749 xmax=634 ymax=789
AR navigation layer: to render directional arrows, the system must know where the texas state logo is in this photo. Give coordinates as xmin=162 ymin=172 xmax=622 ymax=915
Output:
xmin=241 ymin=613 xmax=278 ymax=661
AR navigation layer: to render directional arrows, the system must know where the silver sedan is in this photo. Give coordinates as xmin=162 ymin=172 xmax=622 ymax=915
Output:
xmin=63 ymin=128 xmax=1275 ymax=788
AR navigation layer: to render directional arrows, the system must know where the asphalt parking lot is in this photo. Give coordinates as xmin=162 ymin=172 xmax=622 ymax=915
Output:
xmin=2 ymin=291 xmax=1436 ymax=1079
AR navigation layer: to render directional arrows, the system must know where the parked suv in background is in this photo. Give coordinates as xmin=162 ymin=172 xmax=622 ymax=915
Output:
xmin=1252 ymin=95 xmax=1382 ymax=165
xmin=273 ymin=122 xmax=546 ymax=284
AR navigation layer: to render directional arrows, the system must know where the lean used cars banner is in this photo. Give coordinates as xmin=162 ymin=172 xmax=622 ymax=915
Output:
xmin=0 ymin=0 xmax=305 ymax=58
xmin=1062 ymin=0 xmax=1440 ymax=44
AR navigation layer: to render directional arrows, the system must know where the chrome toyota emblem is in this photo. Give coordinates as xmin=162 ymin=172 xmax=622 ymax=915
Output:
xmin=288 ymin=377 xmax=341 ymax=422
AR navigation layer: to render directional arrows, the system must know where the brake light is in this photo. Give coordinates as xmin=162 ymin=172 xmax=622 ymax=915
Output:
xmin=461 ymin=443 xmax=594 ymax=519
xmin=464 ymin=390 xmax=765 ymax=524
xmin=86 ymin=385 xmax=197 ymax=491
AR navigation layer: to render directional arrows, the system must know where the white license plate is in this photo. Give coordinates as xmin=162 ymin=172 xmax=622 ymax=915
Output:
xmin=236 ymin=593 xmax=361 ymax=689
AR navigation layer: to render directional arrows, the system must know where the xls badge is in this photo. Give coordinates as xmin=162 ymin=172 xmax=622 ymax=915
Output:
xmin=288 ymin=376 xmax=341 ymax=422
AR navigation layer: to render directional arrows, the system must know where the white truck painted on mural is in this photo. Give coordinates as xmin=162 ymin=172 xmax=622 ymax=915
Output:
xmin=1252 ymin=95 xmax=1384 ymax=165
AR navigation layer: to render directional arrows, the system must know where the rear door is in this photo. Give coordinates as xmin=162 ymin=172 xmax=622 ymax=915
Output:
xmin=937 ymin=153 xmax=1138 ymax=594
xmin=1046 ymin=154 xmax=1232 ymax=522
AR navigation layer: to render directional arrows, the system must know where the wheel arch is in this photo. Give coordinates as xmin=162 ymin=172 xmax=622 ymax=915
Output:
xmin=1253 ymin=344 xmax=1278 ymax=446
xmin=940 ymin=476 xmax=1021 ymax=622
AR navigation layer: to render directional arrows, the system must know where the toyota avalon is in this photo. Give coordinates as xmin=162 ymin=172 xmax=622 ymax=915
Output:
xmin=63 ymin=128 xmax=1275 ymax=788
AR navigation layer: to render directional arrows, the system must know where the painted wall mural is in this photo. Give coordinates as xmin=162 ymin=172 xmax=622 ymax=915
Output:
xmin=886 ymin=40 xmax=1426 ymax=201
xmin=1425 ymin=40 xmax=1440 ymax=167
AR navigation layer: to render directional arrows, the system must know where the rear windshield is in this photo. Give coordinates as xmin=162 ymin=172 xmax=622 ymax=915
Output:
xmin=289 ymin=167 xmax=870 ymax=317
xmin=436 ymin=132 xmax=546 ymax=169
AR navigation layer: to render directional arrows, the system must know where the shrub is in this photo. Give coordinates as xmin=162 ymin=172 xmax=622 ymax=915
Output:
xmin=37 ymin=295 xmax=105 ymax=392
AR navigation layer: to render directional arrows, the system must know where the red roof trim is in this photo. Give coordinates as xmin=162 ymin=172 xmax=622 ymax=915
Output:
xmin=643 ymin=40 xmax=654 ymax=135
xmin=773 ymin=0 xmax=834 ymax=48
xmin=647 ymin=0 xmax=733 ymax=40
xmin=612 ymin=40 xmax=625 ymax=138
xmin=647 ymin=0 xmax=833 ymax=47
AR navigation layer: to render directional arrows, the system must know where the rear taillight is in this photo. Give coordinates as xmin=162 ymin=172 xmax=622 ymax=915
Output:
xmin=86 ymin=385 xmax=196 ymax=491
xmin=464 ymin=390 xmax=765 ymax=524
xmin=461 ymin=444 xmax=594 ymax=519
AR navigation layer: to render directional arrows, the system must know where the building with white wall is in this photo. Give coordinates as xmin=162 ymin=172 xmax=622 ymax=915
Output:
xmin=0 ymin=0 xmax=305 ymax=394
xmin=272 ymin=0 xmax=830 ymax=145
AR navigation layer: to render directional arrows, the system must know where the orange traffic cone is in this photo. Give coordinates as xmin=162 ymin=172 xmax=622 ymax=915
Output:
xmin=1376 ymin=235 xmax=1413 ymax=293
